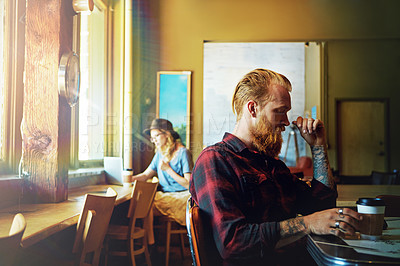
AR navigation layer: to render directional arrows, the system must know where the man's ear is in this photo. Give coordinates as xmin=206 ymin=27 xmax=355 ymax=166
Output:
xmin=246 ymin=100 xmax=257 ymax=118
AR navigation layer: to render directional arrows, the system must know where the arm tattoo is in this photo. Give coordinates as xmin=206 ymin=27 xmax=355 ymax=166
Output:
xmin=311 ymin=145 xmax=334 ymax=189
xmin=280 ymin=217 xmax=307 ymax=238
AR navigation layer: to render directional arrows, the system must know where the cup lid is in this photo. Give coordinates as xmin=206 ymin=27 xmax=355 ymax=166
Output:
xmin=356 ymin=197 xmax=385 ymax=206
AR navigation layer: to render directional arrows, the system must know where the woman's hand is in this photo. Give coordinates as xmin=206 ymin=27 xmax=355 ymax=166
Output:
xmin=160 ymin=160 xmax=171 ymax=171
xmin=303 ymin=208 xmax=362 ymax=237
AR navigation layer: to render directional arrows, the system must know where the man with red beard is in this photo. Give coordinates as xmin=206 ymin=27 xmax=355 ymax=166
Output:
xmin=189 ymin=69 xmax=362 ymax=265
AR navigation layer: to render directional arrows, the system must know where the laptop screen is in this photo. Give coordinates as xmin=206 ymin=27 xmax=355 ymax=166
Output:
xmin=103 ymin=157 xmax=123 ymax=185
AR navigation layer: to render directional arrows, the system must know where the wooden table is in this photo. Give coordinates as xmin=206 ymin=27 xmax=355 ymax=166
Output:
xmin=337 ymin=185 xmax=400 ymax=207
xmin=1 ymin=184 xmax=398 ymax=249
xmin=0 ymin=185 xmax=132 ymax=248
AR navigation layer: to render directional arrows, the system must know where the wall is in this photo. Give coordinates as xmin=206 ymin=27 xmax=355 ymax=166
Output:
xmin=326 ymin=40 xmax=400 ymax=170
xmin=143 ymin=0 xmax=400 ymax=172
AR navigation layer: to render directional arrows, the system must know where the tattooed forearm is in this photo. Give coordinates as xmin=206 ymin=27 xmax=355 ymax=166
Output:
xmin=311 ymin=145 xmax=334 ymax=189
xmin=279 ymin=217 xmax=308 ymax=238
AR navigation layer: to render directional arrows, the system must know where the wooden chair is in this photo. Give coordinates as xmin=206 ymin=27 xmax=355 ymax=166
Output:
xmin=72 ymin=187 xmax=117 ymax=266
xmin=371 ymin=170 xmax=399 ymax=185
xmin=376 ymin=195 xmax=400 ymax=217
xmin=104 ymin=180 xmax=158 ymax=266
xmin=288 ymin=156 xmax=313 ymax=177
xmin=186 ymin=197 xmax=222 ymax=266
xmin=162 ymin=216 xmax=187 ymax=266
xmin=0 ymin=213 xmax=26 ymax=266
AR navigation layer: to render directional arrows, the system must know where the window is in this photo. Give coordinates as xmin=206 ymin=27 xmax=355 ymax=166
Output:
xmin=71 ymin=4 xmax=107 ymax=169
xmin=2 ymin=0 xmax=115 ymax=174
xmin=0 ymin=0 xmax=6 ymax=163
xmin=2 ymin=0 xmax=116 ymax=173
xmin=0 ymin=0 xmax=24 ymax=175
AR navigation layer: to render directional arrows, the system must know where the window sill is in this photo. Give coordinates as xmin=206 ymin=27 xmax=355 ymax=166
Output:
xmin=0 ymin=169 xmax=106 ymax=208
xmin=68 ymin=167 xmax=104 ymax=178
xmin=68 ymin=168 xmax=106 ymax=189
xmin=0 ymin=169 xmax=105 ymax=181
xmin=0 ymin=174 xmax=20 ymax=180
xmin=0 ymin=177 xmax=22 ymax=209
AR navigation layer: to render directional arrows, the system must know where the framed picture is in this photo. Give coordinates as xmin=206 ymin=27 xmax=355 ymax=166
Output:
xmin=156 ymin=71 xmax=191 ymax=148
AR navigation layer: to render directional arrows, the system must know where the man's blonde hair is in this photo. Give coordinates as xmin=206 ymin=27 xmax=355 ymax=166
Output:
xmin=232 ymin=69 xmax=292 ymax=120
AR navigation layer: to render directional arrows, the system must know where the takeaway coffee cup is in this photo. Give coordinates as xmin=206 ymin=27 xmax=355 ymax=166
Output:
xmin=356 ymin=197 xmax=386 ymax=240
xmin=122 ymin=169 xmax=133 ymax=188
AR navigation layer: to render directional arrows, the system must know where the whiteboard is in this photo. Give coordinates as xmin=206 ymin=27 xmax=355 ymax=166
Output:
xmin=203 ymin=42 xmax=306 ymax=165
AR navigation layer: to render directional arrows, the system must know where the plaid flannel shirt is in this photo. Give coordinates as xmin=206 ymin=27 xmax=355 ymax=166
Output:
xmin=190 ymin=133 xmax=337 ymax=265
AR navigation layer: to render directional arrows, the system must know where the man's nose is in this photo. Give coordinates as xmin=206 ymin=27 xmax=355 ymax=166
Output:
xmin=282 ymin=115 xmax=290 ymax=126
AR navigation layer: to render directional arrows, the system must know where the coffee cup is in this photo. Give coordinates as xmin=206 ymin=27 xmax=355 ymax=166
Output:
xmin=122 ymin=169 xmax=133 ymax=188
xmin=356 ymin=197 xmax=386 ymax=240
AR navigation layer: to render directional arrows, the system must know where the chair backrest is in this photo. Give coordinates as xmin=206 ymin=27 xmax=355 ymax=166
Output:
xmin=371 ymin=170 xmax=399 ymax=185
xmin=297 ymin=156 xmax=312 ymax=168
xmin=127 ymin=180 xmax=158 ymax=223
xmin=186 ymin=197 xmax=222 ymax=266
xmin=0 ymin=213 xmax=26 ymax=266
xmin=376 ymin=195 xmax=400 ymax=217
xmin=73 ymin=187 xmax=117 ymax=265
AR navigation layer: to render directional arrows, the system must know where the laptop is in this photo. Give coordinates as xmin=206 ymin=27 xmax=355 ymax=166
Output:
xmin=104 ymin=157 xmax=124 ymax=185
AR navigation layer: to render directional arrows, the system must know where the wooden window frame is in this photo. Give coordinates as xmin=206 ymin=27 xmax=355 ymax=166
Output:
xmin=70 ymin=0 xmax=111 ymax=170
xmin=0 ymin=0 xmax=25 ymax=176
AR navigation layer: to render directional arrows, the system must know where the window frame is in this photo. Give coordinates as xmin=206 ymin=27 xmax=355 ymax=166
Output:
xmin=0 ymin=0 xmax=25 ymax=176
xmin=69 ymin=0 xmax=112 ymax=170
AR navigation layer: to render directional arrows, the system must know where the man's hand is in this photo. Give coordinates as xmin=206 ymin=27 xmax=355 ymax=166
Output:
xmin=278 ymin=207 xmax=361 ymax=248
xmin=303 ymin=208 xmax=363 ymax=237
xmin=293 ymin=117 xmax=326 ymax=146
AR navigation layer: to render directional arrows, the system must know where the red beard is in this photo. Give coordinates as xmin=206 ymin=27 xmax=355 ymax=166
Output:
xmin=250 ymin=115 xmax=283 ymax=158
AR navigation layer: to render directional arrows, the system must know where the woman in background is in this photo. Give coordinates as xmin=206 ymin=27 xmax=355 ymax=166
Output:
xmin=128 ymin=118 xmax=193 ymax=226
xmin=129 ymin=118 xmax=192 ymax=191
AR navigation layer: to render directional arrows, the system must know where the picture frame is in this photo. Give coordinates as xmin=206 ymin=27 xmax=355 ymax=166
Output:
xmin=156 ymin=71 xmax=191 ymax=149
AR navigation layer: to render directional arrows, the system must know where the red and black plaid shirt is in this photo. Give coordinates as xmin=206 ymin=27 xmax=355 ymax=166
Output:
xmin=190 ymin=133 xmax=337 ymax=265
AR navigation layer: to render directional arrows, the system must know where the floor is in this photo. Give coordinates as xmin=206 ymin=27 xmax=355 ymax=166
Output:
xmin=103 ymin=203 xmax=193 ymax=266
xmin=104 ymin=239 xmax=193 ymax=266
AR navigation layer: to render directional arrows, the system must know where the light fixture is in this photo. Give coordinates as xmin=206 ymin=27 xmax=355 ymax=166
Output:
xmin=72 ymin=0 xmax=94 ymax=13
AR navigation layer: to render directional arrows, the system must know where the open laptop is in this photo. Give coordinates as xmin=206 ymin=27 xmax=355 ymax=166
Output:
xmin=103 ymin=157 xmax=124 ymax=185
